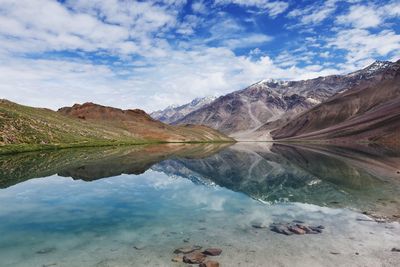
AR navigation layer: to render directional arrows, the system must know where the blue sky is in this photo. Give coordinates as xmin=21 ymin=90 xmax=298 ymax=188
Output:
xmin=0 ymin=0 xmax=399 ymax=111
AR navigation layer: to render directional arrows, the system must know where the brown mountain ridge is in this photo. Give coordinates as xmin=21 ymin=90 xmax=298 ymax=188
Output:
xmin=271 ymin=60 xmax=400 ymax=144
xmin=0 ymin=100 xmax=233 ymax=154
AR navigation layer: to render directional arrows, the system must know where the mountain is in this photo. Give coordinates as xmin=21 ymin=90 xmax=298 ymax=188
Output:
xmin=0 ymin=100 xmax=233 ymax=154
xmin=57 ymin=102 xmax=232 ymax=142
xmin=152 ymin=143 xmax=400 ymax=219
xmin=150 ymin=96 xmax=216 ymax=123
xmin=271 ymin=60 xmax=400 ymax=144
xmin=171 ymin=60 xmax=397 ymax=140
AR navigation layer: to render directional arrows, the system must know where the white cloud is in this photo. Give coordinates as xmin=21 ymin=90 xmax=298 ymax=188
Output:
xmin=222 ymin=34 xmax=273 ymax=49
xmin=0 ymin=0 xmax=179 ymax=56
xmin=214 ymin=0 xmax=289 ymax=17
xmin=336 ymin=1 xmax=400 ymax=29
xmin=287 ymin=0 xmax=338 ymax=25
xmin=0 ymin=0 xmax=398 ymax=113
xmin=192 ymin=1 xmax=208 ymax=14
xmin=336 ymin=5 xmax=382 ymax=28
xmin=328 ymin=28 xmax=400 ymax=65
xmin=0 ymin=45 xmax=340 ymax=112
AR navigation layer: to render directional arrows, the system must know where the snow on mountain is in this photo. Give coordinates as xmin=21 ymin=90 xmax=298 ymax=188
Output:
xmin=172 ymin=60 xmax=397 ymax=141
xmin=150 ymin=96 xmax=217 ymax=123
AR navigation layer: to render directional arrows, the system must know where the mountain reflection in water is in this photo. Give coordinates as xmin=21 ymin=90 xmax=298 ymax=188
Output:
xmin=1 ymin=142 xmax=399 ymax=219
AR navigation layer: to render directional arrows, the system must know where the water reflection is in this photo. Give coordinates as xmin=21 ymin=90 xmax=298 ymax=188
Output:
xmin=1 ymin=143 xmax=400 ymax=266
xmin=1 ymin=142 xmax=400 ymax=218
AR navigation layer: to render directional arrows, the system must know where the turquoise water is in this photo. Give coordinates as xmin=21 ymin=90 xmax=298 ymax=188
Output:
xmin=0 ymin=143 xmax=399 ymax=266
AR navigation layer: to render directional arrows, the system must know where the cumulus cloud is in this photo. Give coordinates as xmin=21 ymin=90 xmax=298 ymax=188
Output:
xmin=0 ymin=0 xmax=398 ymax=112
xmin=0 ymin=46 xmax=340 ymax=111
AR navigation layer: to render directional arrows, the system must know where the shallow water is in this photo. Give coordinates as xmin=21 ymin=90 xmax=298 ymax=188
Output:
xmin=0 ymin=143 xmax=400 ymax=267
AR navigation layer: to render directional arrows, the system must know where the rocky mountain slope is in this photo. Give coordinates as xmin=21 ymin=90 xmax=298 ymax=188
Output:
xmin=271 ymin=60 xmax=400 ymax=144
xmin=170 ymin=61 xmax=396 ymax=140
xmin=0 ymin=100 xmax=233 ymax=154
xmin=150 ymin=96 xmax=216 ymax=123
xmin=58 ymin=102 xmax=232 ymax=143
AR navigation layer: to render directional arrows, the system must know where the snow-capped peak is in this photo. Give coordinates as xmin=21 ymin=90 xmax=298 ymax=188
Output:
xmin=150 ymin=96 xmax=217 ymax=123
xmin=190 ymin=96 xmax=217 ymax=106
xmin=365 ymin=60 xmax=392 ymax=72
xmin=257 ymin=78 xmax=280 ymax=85
xmin=347 ymin=60 xmax=393 ymax=77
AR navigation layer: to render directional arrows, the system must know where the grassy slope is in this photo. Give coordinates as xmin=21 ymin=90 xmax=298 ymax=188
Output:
xmin=0 ymin=100 xmax=233 ymax=155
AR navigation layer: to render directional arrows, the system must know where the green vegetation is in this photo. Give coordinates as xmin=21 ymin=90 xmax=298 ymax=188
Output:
xmin=0 ymin=100 xmax=233 ymax=155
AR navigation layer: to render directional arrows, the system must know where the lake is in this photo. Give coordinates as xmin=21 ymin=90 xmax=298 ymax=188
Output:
xmin=0 ymin=143 xmax=399 ymax=267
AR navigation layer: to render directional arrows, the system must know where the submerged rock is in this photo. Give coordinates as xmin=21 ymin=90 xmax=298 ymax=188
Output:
xmin=269 ymin=221 xmax=324 ymax=235
xmin=183 ymin=251 xmax=206 ymax=264
xmin=309 ymin=226 xmax=323 ymax=233
xmin=270 ymin=224 xmax=293 ymax=235
xmin=199 ymin=260 xmax=220 ymax=267
xmin=392 ymin=248 xmax=400 ymax=252
xmin=288 ymin=225 xmax=306 ymax=235
xmin=203 ymin=248 xmax=222 ymax=256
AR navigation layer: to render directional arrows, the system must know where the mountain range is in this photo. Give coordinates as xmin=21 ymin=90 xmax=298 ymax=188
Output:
xmin=0 ymin=100 xmax=233 ymax=154
xmin=153 ymin=60 xmax=399 ymax=143
xmin=271 ymin=61 xmax=400 ymax=144
xmin=1 ymin=59 xmax=399 ymax=154
xmin=151 ymin=96 xmax=217 ymax=123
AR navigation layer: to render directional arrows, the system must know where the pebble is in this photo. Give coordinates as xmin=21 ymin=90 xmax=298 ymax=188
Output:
xmin=270 ymin=224 xmax=293 ymax=235
xmin=269 ymin=221 xmax=324 ymax=235
xmin=183 ymin=251 xmax=206 ymax=264
xmin=288 ymin=226 xmax=306 ymax=235
xmin=296 ymin=224 xmax=313 ymax=233
xmin=309 ymin=226 xmax=323 ymax=233
xmin=199 ymin=260 xmax=220 ymax=267
xmin=203 ymin=248 xmax=222 ymax=256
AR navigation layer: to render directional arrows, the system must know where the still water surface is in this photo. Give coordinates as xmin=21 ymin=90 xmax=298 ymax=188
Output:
xmin=0 ymin=143 xmax=399 ymax=267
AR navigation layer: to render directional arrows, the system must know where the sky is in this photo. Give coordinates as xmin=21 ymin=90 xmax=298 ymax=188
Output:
xmin=0 ymin=0 xmax=399 ymax=112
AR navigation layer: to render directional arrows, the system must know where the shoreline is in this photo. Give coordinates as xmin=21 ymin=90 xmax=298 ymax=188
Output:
xmin=1 ymin=138 xmax=398 ymax=156
xmin=0 ymin=140 xmax=236 ymax=156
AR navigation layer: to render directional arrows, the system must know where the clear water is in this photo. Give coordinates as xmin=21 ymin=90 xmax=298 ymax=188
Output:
xmin=0 ymin=143 xmax=399 ymax=267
